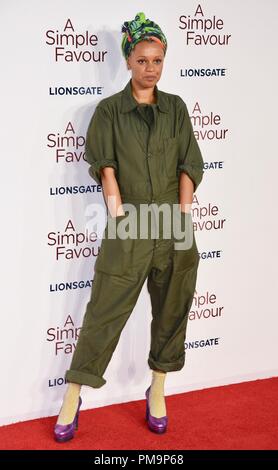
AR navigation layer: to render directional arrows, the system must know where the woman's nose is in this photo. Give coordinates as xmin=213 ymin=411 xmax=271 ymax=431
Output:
xmin=146 ymin=63 xmax=154 ymax=71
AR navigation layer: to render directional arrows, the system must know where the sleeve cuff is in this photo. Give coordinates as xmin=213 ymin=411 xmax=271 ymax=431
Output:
xmin=88 ymin=159 xmax=118 ymax=186
xmin=177 ymin=163 xmax=204 ymax=192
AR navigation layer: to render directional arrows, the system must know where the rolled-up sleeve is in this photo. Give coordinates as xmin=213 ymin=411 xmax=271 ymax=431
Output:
xmin=176 ymin=96 xmax=204 ymax=192
xmin=85 ymin=105 xmax=118 ymax=185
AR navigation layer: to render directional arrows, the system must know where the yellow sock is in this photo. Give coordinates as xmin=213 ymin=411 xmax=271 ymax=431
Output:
xmin=57 ymin=382 xmax=81 ymax=425
xmin=149 ymin=370 xmax=167 ymax=418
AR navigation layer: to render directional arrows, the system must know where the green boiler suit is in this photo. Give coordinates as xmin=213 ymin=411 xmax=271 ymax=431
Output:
xmin=65 ymin=78 xmax=204 ymax=388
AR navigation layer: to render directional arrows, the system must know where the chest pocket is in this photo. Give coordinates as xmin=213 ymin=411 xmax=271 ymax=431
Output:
xmin=163 ymin=135 xmax=180 ymax=178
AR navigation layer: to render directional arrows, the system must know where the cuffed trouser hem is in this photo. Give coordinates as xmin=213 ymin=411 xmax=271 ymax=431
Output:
xmin=65 ymin=369 xmax=106 ymax=388
xmin=148 ymin=357 xmax=185 ymax=372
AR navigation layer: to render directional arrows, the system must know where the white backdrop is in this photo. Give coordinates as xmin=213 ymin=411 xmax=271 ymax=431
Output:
xmin=0 ymin=0 xmax=278 ymax=426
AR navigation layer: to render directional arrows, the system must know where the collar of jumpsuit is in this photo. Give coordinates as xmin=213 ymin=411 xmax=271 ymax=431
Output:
xmin=120 ymin=78 xmax=170 ymax=114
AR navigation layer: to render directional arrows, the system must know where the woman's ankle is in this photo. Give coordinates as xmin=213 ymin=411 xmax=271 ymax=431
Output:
xmin=57 ymin=382 xmax=82 ymax=425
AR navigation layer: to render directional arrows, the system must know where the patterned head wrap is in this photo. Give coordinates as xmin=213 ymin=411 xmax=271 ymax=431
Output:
xmin=121 ymin=12 xmax=167 ymax=60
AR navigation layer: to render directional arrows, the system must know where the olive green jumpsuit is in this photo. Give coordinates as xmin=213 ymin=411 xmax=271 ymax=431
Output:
xmin=65 ymin=78 xmax=204 ymax=388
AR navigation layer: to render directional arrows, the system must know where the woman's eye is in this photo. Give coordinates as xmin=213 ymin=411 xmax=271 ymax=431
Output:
xmin=137 ymin=59 xmax=162 ymax=64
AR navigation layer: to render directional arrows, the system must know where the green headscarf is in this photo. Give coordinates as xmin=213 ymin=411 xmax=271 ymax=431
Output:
xmin=121 ymin=12 xmax=167 ymax=59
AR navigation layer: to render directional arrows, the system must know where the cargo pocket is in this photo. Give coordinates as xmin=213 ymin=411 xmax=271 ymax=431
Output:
xmin=172 ymin=212 xmax=200 ymax=273
xmin=94 ymin=214 xmax=134 ymax=275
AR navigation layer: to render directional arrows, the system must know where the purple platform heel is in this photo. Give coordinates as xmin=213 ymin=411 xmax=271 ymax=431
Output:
xmin=145 ymin=386 xmax=168 ymax=433
xmin=54 ymin=396 xmax=82 ymax=443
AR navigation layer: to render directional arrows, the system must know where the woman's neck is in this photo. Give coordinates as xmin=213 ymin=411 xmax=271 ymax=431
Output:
xmin=131 ymin=79 xmax=157 ymax=104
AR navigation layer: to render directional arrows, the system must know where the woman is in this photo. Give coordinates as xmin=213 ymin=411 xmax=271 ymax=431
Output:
xmin=54 ymin=11 xmax=204 ymax=442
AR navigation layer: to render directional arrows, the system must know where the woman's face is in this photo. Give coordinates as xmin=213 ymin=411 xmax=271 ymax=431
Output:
xmin=126 ymin=40 xmax=165 ymax=88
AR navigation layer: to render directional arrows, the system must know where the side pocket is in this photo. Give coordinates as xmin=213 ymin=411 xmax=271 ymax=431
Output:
xmin=94 ymin=215 xmax=134 ymax=275
xmin=172 ymin=212 xmax=200 ymax=273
